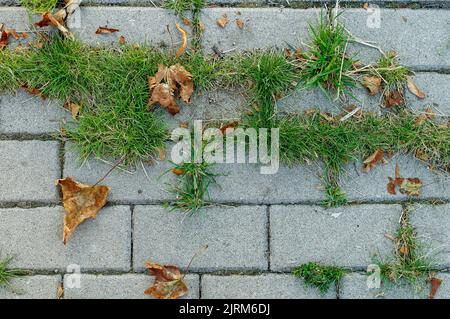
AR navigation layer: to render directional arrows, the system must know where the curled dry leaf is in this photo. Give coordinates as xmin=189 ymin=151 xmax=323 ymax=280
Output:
xmin=429 ymin=277 xmax=442 ymax=299
xmin=236 ymin=18 xmax=244 ymax=29
xmin=35 ymin=12 xmax=73 ymax=40
xmin=216 ymin=13 xmax=229 ymax=28
xmin=363 ymin=149 xmax=385 ymax=172
xmin=182 ymin=18 xmax=191 ymax=26
xmin=362 ymin=76 xmax=382 ymax=96
xmin=148 ymin=64 xmax=194 ymax=115
xmin=119 ymin=35 xmax=126 ymax=45
xmin=406 ymin=76 xmax=426 ymax=99
xmin=57 ymin=177 xmax=110 ymax=245
xmin=22 ymin=84 xmax=47 ymax=99
xmin=384 ymin=90 xmax=404 ymax=108
xmin=95 ymin=26 xmax=120 ymax=34
xmin=175 ymin=23 xmax=188 ymax=58
xmin=220 ymin=121 xmax=238 ymax=134
xmin=144 ymin=262 xmax=188 ymax=299
xmin=387 ymin=163 xmax=422 ymax=196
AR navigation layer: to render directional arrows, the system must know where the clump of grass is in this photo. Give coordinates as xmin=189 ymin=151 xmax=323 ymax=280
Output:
xmin=293 ymin=262 xmax=348 ymax=294
xmin=275 ymin=110 xmax=449 ymax=206
xmin=0 ymin=256 xmax=28 ymax=292
xmin=375 ymin=207 xmax=434 ymax=289
xmin=298 ymin=13 xmax=357 ymax=99
xmin=372 ymin=51 xmax=410 ymax=93
xmin=20 ymin=0 xmax=58 ymax=13
xmin=165 ymin=161 xmax=218 ymax=213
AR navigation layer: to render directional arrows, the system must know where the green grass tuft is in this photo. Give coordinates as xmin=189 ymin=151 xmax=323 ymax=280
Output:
xmin=373 ymin=51 xmax=411 ymax=93
xmin=165 ymin=161 xmax=218 ymax=213
xmin=20 ymin=0 xmax=58 ymax=13
xmin=293 ymin=262 xmax=348 ymax=294
xmin=0 ymin=256 xmax=28 ymax=292
xmin=298 ymin=13 xmax=357 ymax=99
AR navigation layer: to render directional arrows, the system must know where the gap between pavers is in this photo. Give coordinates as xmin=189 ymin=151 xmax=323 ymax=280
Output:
xmin=269 ymin=204 xmax=403 ymax=271
xmin=63 ymin=274 xmax=200 ymax=299
xmin=0 ymin=275 xmax=61 ymax=299
xmin=132 ymin=205 xmax=268 ymax=272
xmin=201 ymin=274 xmax=336 ymax=299
xmin=0 ymin=206 xmax=131 ymax=271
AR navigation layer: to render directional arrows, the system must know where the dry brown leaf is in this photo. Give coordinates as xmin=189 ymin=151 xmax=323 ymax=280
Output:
xmin=57 ymin=282 xmax=64 ymax=299
xmin=429 ymin=277 xmax=442 ymax=299
xmin=216 ymin=13 xmax=229 ymax=28
xmin=35 ymin=12 xmax=73 ymax=39
xmin=22 ymin=85 xmax=47 ymax=99
xmin=399 ymin=245 xmax=408 ymax=256
xmin=384 ymin=90 xmax=404 ymax=108
xmin=387 ymin=163 xmax=422 ymax=196
xmin=362 ymin=76 xmax=382 ymax=96
xmin=119 ymin=35 xmax=126 ymax=45
xmin=406 ymin=76 xmax=426 ymax=99
xmin=220 ymin=121 xmax=238 ymax=134
xmin=0 ymin=30 xmax=8 ymax=49
xmin=144 ymin=262 xmax=188 ymax=299
xmin=172 ymin=168 xmax=185 ymax=175
xmin=147 ymin=64 xmax=193 ymax=115
xmin=6 ymin=28 xmax=20 ymax=40
xmin=21 ymin=32 xmax=28 ymax=39
xmin=363 ymin=2 xmax=369 ymax=10
xmin=415 ymin=149 xmax=430 ymax=162
xmin=57 ymin=177 xmax=110 ymax=245
xmin=236 ymin=18 xmax=244 ymax=29
xmin=363 ymin=149 xmax=385 ymax=172
xmin=95 ymin=26 xmax=120 ymax=34
xmin=175 ymin=23 xmax=188 ymax=58
xmin=182 ymin=18 xmax=191 ymax=26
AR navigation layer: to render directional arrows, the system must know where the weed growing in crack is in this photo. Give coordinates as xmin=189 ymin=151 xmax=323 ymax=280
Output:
xmin=293 ymin=262 xmax=348 ymax=294
xmin=165 ymin=161 xmax=218 ymax=213
xmin=298 ymin=12 xmax=357 ymax=100
xmin=0 ymin=256 xmax=28 ymax=293
xmin=375 ymin=206 xmax=434 ymax=290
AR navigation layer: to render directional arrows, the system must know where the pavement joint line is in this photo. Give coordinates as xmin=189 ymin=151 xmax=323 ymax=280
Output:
xmin=1 ymin=199 xmax=449 ymax=209
xmin=0 ymin=134 xmax=58 ymax=141
xmin=199 ymin=274 xmax=203 ymax=299
xmin=130 ymin=204 xmax=135 ymax=272
xmin=266 ymin=205 xmax=271 ymax=271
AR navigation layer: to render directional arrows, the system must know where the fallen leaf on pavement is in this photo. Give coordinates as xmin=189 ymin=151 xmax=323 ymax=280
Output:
xmin=119 ymin=35 xmax=126 ymax=45
xmin=172 ymin=168 xmax=185 ymax=175
xmin=57 ymin=177 xmax=110 ymax=245
xmin=362 ymin=76 xmax=382 ymax=96
xmin=406 ymin=76 xmax=426 ymax=99
xmin=236 ymin=18 xmax=244 ymax=29
xmin=216 ymin=13 xmax=229 ymax=28
xmin=387 ymin=163 xmax=422 ymax=196
xmin=415 ymin=149 xmax=430 ymax=161
xmin=35 ymin=12 xmax=73 ymax=39
xmin=144 ymin=262 xmax=188 ymax=299
xmin=220 ymin=121 xmax=238 ymax=134
xmin=363 ymin=2 xmax=369 ymax=10
xmin=363 ymin=149 xmax=385 ymax=172
xmin=0 ymin=30 xmax=8 ymax=49
xmin=384 ymin=90 xmax=404 ymax=108
xmin=95 ymin=26 xmax=120 ymax=34
xmin=22 ymin=84 xmax=47 ymax=99
xmin=175 ymin=23 xmax=188 ymax=58
xmin=182 ymin=18 xmax=191 ymax=26
xmin=148 ymin=64 xmax=194 ymax=115
xmin=429 ymin=277 xmax=442 ymax=299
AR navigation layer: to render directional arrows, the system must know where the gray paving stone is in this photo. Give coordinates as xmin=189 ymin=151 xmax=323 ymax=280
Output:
xmin=201 ymin=8 xmax=318 ymax=53
xmin=339 ymin=273 xmax=428 ymax=299
xmin=341 ymin=9 xmax=450 ymax=70
xmin=410 ymin=203 xmax=450 ymax=268
xmin=0 ymin=140 xmax=60 ymax=203
xmin=0 ymin=275 xmax=61 ymax=299
xmin=201 ymin=274 xmax=336 ymax=299
xmin=64 ymin=142 xmax=176 ymax=204
xmin=63 ymin=274 xmax=199 ymax=299
xmin=133 ymin=205 xmax=268 ymax=272
xmin=405 ymin=73 xmax=450 ymax=116
xmin=0 ymin=91 xmax=68 ymax=135
xmin=341 ymin=154 xmax=450 ymax=202
xmin=270 ymin=204 xmax=402 ymax=270
xmin=0 ymin=206 xmax=131 ymax=271
xmin=72 ymin=7 xmax=188 ymax=47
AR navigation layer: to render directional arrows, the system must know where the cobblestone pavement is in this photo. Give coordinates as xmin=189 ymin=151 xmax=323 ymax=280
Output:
xmin=0 ymin=2 xmax=449 ymax=299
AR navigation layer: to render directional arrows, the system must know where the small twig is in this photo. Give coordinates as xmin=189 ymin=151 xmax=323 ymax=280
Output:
xmin=93 ymin=155 xmax=126 ymax=186
xmin=182 ymin=244 xmax=208 ymax=279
